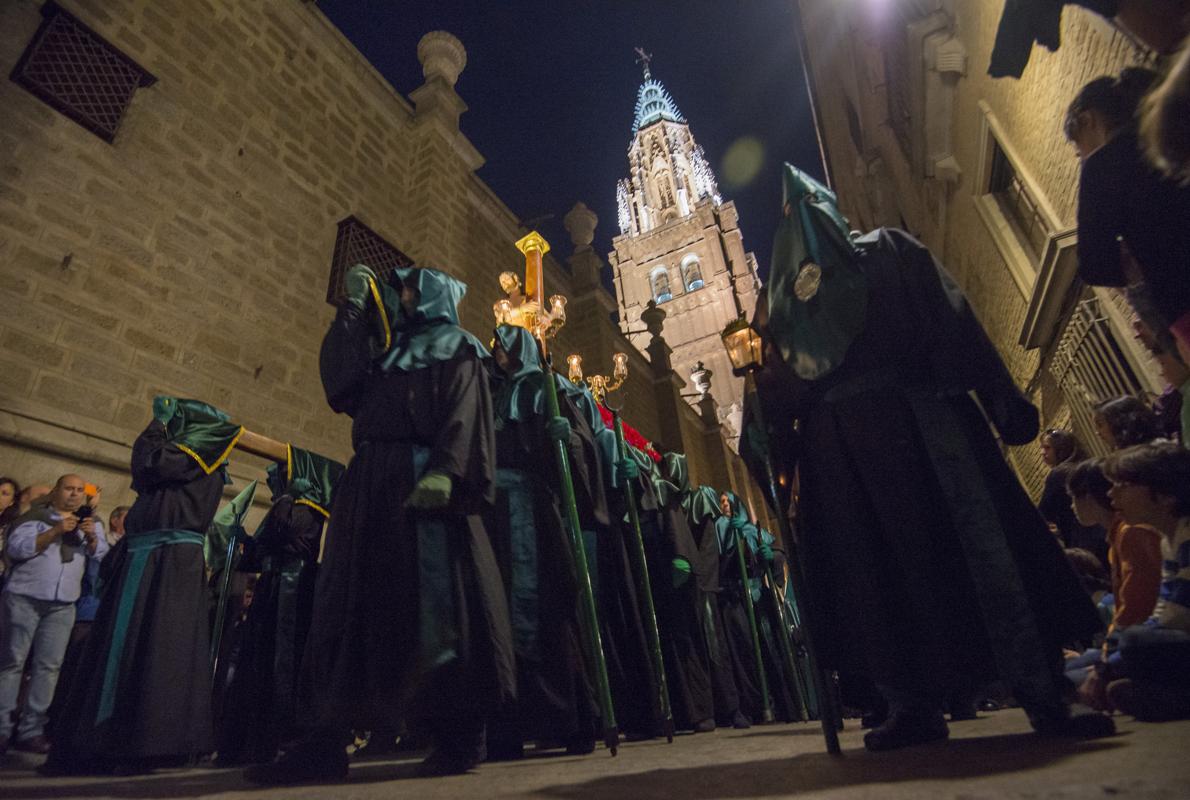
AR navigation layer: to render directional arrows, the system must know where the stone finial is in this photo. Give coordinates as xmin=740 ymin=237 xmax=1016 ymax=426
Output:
xmin=640 ymin=299 xmax=667 ymax=337
xmin=564 ymin=202 xmax=598 ymax=250
xmin=690 ymin=361 xmax=713 ymax=396
xmin=417 ymin=31 xmax=466 ymax=86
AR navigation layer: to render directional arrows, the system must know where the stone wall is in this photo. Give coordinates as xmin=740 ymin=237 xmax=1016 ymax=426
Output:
xmin=0 ymin=0 xmax=752 ymax=513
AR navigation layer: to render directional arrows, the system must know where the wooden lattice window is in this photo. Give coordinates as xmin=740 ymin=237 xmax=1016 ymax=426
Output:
xmin=326 ymin=216 xmax=415 ymax=305
xmin=10 ymin=2 xmax=156 ymax=143
xmin=987 ymin=140 xmax=1050 ymax=263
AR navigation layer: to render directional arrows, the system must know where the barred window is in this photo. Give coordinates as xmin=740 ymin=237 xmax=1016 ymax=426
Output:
xmin=987 ymin=141 xmax=1050 ymax=263
xmin=10 ymin=2 xmax=156 ymax=143
xmin=326 ymin=216 xmax=415 ymax=305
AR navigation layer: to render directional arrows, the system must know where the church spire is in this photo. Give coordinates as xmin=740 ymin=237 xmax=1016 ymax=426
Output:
xmin=618 ymin=53 xmax=720 ymax=235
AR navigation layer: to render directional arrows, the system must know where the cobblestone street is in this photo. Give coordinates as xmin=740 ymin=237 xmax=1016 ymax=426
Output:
xmin=3 ymin=709 xmax=1188 ymax=799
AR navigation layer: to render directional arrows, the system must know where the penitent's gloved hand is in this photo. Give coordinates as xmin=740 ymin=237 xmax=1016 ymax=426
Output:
xmin=545 ymin=416 xmax=571 ymax=445
xmin=152 ymin=396 xmax=175 ymax=426
xmin=758 ymin=540 xmax=774 ymax=562
xmin=671 ymin=557 xmax=692 ymax=589
xmin=404 ymin=470 xmax=453 ymax=510
xmin=344 ymin=264 xmax=378 ymax=310
xmin=616 ymin=457 xmax=639 ymax=484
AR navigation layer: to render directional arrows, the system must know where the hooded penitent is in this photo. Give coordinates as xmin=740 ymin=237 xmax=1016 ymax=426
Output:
xmin=766 ymin=164 xmax=867 ymax=381
xmin=267 ymin=445 xmax=346 ymax=519
xmin=372 ymin=266 xmax=491 ymax=373
xmin=152 ymin=396 xmax=243 ymax=475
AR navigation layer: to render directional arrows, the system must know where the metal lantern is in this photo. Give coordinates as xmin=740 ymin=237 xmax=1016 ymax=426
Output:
xmin=720 ymin=315 xmax=764 ymax=376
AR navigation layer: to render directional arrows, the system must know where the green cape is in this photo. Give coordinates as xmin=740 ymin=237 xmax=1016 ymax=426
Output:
xmin=372 ymin=266 xmax=490 ymax=373
xmin=266 ymin=445 xmax=346 ymax=518
xmin=767 ymin=164 xmax=868 ymax=380
xmin=152 ymin=396 xmax=243 ymax=475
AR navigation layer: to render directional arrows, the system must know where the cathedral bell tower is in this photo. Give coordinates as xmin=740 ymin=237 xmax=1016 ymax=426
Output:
xmin=609 ymin=51 xmax=761 ymax=433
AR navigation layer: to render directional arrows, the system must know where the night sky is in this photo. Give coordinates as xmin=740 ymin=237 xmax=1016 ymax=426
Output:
xmin=317 ymin=0 xmax=824 ymax=283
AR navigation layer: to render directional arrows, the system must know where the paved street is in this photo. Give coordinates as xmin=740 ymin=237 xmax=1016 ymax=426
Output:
xmin=2 ymin=709 xmax=1188 ymax=799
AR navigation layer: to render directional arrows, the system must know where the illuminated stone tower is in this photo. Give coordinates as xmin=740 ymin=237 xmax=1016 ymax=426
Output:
xmin=609 ymin=51 xmax=761 ymax=431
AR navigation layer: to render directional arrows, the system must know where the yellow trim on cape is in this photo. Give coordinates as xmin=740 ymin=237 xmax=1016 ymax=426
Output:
xmin=175 ymin=425 xmax=245 ymax=475
xmin=295 ymin=498 xmax=331 ymax=518
xmin=286 ymin=443 xmax=294 ymax=484
xmin=368 ymin=276 xmax=392 ymax=352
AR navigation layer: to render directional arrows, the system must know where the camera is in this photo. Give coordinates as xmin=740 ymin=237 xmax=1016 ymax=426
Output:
xmin=62 ymin=504 xmax=93 ymax=547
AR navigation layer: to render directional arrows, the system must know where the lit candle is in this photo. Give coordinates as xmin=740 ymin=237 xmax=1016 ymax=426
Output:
xmin=567 ymin=353 xmax=583 ymax=383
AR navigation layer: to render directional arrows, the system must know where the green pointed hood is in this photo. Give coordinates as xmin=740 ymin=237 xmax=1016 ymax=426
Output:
xmin=205 ymin=480 xmax=257 ymax=571
xmin=683 ymin=484 xmax=722 ymax=527
xmin=377 ymin=267 xmax=490 ymax=373
xmin=492 ymin=324 xmax=544 ymax=423
xmin=152 ymin=396 xmax=243 ymax=475
xmin=767 ymin=163 xmax=867 ymax=380
xmin=266 ymin=445 xmax=346 ymax=518
xmin=653 ymin=451 xmax=688 ymax=507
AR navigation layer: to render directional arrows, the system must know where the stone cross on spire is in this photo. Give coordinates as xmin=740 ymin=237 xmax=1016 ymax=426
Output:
xmin=634 ymin=47 xmax=652 ymax=80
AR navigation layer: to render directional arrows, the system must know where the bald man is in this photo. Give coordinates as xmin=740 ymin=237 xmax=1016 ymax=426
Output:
xmin=1 ymin=474 xmax=108 ymax=755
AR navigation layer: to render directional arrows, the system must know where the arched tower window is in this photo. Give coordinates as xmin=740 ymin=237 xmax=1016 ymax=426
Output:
xmin=650 ymin=266 xmax=673 ymax=303
xmin=681 ymin=254 xmax=704 ymax=291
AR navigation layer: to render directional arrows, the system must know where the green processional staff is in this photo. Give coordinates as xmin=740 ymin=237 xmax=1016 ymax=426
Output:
xmin=607 ymin=404 xmax=674 ymax=742
xmin=497 ymin=232 xmax=619 ymax=754
xmin=208 ymin=480 xmax=258 ymax=680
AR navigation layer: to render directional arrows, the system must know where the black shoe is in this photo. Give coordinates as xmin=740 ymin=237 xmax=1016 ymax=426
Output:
xmin=563 ymin=734 xmax=596 ymax=755
xmin=415 ymin=748 xmax=480 ymax=776
xmin=863 ymin=711 xmax=949 ymax=752
xmin=861 ymin=708 xmax=889 ymax=729
xmin=693 ymin=717 xmax=716 ymax=733
xmin=485 ymin=738 xmax=524 ymax=761
xmin=243 ymin=740 xmax=348 ymax=785
xmin=948 ymin=702 xmax=978 ymax=722
xmin=1030 ymin=703 xmax=1116 ymax=739
xmin=731 ymin=710 xmax=752 ymax=729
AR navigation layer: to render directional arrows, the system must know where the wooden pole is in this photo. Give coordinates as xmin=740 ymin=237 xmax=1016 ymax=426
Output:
xmin=235 ymin=429 xmax=288 ymax=463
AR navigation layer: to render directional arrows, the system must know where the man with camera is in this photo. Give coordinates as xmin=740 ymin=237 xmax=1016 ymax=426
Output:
xmin=0 ymin=474 xmax=108 ymax=755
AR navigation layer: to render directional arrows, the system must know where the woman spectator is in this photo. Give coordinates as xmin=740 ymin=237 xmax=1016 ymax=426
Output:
xmin=0 ymin=476 xmax=22 ymax=587
xmin=1067 ymin=68 xmax=1190 ymax=361
xmin=1038 ymin=431 xmax=1107 ymax=564
xmin=1093 ymin=396 xmax=1163 ymax=451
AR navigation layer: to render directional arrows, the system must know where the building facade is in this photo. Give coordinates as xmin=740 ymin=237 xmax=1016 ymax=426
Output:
xmin=0 ymin=0 xmax=772 ymax=522
xmin=609 ymin=62 xmax=762 ymax=432
xmin=796 ymin=0 xmax=1164 ymax=495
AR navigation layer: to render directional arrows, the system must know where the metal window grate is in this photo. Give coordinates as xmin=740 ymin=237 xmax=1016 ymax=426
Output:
xmin=987 ymin=142 xmax=1050 ymax=262
xmin=326 ymin=216 xmax=415 ymax=305
xmin=10 ymin=2 xmax=156 ymax=144
xmin=1049 ymin=295 xmax=1146 ymax=457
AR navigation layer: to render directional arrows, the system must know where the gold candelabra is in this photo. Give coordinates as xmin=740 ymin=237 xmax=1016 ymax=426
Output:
xmin=567 ymin=352 xmax=628 ymax=405
xmin=493 ymin=231 xmax=567 ymax=346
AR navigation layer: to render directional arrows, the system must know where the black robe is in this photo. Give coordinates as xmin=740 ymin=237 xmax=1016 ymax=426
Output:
xmin=46 ymin=420 xmax=225 ymax=770
xmin=751 ymin=228 xmax=1101 ymax=710
xmin=300 ymin=308 xmax=515 ymax=751
xmin=640 ymin=485 xmax=714 ymax=730
xmin=484 ymin=390 xmax=604 ymax=749
xmin=686 ymin=512 xmax=743 ymax=724
xmin=216 ymin=496 xmax=324 ymax=764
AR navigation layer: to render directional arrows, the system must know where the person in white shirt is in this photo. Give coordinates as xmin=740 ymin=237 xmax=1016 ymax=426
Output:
xmin=0 ymin=474 xmax=108 ymax=755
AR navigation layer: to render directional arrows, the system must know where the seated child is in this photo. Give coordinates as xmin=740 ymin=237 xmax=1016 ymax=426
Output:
xmin=1094 ymin=443 xmax=1190 ymax=721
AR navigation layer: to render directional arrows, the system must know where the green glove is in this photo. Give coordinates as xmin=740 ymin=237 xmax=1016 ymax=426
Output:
xmin=404 ymin=470 xmax=452 ymax=510
xmin=152 ymin=395 xmax=176 ymax=425
xmin=344 ymin=264 xmax=378 ymax=310
xmin=545 ymin=416 xmax=571 ymax=445
xmin=616 ymin=457 xmax=639 ymax=483
xmin=758 ymin=540 xmax=774 ymax=562
xmin=671 ymin=557 xmax=692 ymax=589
